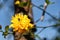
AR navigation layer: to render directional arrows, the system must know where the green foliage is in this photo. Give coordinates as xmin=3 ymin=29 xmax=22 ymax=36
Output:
xmin=2 ymin=32 xmax=8 ymax=38
xmin=2 ymin=25 xmax=9 ymax=38
xmin=19 ymin=2 xmax=28 ymax=7
xmin=54 ymin=24 xmax=60 ymax=27
xmin=22 ymin=2 xmax=28 ymax=6
xmin=45 ymin=0 xmax=50 ymax=5
xmin=45 ymin=0 xmax=55 ymax=5
xmin=5 ymin=25 xmax=9 ymax=32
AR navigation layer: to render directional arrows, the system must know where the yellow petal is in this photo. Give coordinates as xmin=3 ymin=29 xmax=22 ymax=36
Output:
xmin=15 ymin=1 xmax=20 ymax=5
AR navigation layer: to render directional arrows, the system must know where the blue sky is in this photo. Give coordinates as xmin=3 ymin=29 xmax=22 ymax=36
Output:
xmin=0 ymin=0 xmax=60 ymax=40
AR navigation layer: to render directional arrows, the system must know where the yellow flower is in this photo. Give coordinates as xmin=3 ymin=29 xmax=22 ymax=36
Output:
xmin=15 ymin=0 xmax=20 ymax=5
xmin=9 ymin=13 xmax=34 ymax=33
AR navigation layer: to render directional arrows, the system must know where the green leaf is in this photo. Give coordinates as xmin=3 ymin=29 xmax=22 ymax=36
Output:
xmin=2 ymin=32 xmax=8 ymax=38
xmin=2 ymin=25 xmax=9 ymax=38
xmin=19 ymin=2 xmax=28 ymax=7
xmin=22 ymin=2 xmax=28 ymax=6
xmin=5 ymin=25 xmax=9 ymax=32
xmin=45 ymin=0 xmax=50 ymax=5
xmin=45 ymin=0 xmax=55 ymax=5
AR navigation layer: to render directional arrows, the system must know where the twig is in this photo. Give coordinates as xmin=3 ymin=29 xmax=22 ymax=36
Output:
xmin=40 ymin=2 xmax=48 ymax=21
xmin=32 ymin=3 xmax=58 ymax=23
xmin=36 ymin=23 xmax=60 ymax=28
xmin=37 ymin=28 xmax=46 ymax=34
xmin=0 ymin=30 xmax=13 ymax=34
xmin=0 ymin=30 xmax=3 ymax=32
xmin=36 ymin=23 xmax=60 ymax=34
xmin=36 ymin=25 xmax=54 ymax=28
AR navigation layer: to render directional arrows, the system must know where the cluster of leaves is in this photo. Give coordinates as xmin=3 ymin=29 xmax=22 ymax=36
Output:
xmin=0 ymin=25 xmax=13 ymax=38
xmin=2 ymin=25 xmax=9 ymax=38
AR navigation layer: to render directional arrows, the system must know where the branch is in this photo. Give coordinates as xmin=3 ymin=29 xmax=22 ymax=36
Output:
xmin=32 ymin=3 xmax=58 ymax=23
xmin=40 ymin=2 xmax=48 ymax=21
xmin=36 ymin=23 xmax=60 ymax=28
xmin=36 ymin=25 xmax=54 ymax=28
xmin=37 ymin=28 xmax=46 ymax=34
xmin=36 ymin=23 xmax=60 ymax=34
xmin=0 ymin=30 xmax=13 ymax=34
xmin=0 ymin=30 xmax=3 ymax=32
